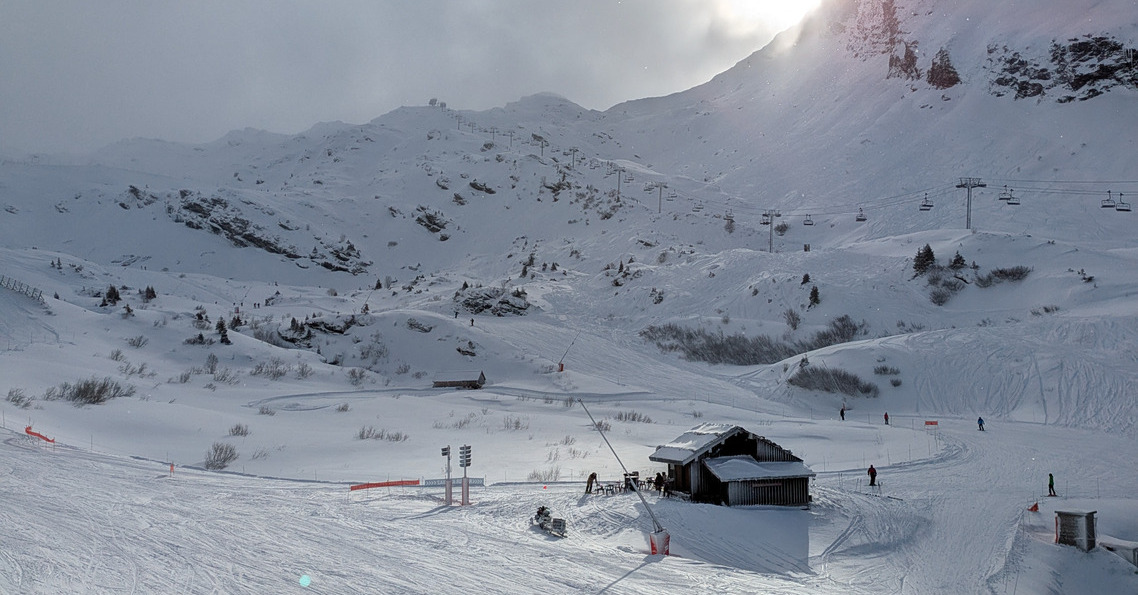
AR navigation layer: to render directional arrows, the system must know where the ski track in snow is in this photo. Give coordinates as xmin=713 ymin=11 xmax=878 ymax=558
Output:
xmin=3 ymin=415 xmax=1135 ymax=594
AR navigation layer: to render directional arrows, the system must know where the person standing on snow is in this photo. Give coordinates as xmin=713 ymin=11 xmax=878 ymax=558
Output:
xmin=586 ymin=472 xmax=598 ymax=494
xmin=840 ymin=405 xmax=846 ymax=421
xmin=884 ymin=412 xmax=889 ymax=425
xmin=1048 ymin=473 xmax=1056 ymax=497
xmin=868 ymin=465 xmax=877 ymax=486
xmin=978 ymin=416 xmax=985 ymax=431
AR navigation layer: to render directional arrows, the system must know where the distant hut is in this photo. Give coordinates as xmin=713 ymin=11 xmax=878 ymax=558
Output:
xmin=432 ymin=370 xmax=486 ymax=389
xmin=1055 ymin=510 xmax=1097 ymax=551
xmin=649 ymin=423 xmax=815 ymax=506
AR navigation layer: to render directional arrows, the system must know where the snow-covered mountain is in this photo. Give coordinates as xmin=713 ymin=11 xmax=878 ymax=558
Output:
xmin=2 ymin=0 xmax=1137 ymax=592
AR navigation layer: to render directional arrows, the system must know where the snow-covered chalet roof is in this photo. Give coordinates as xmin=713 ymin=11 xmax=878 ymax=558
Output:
xmin=649 ymin=423 xmax=744 ymax=465
xmin=703 ymin=455 xmax=815 ymax=482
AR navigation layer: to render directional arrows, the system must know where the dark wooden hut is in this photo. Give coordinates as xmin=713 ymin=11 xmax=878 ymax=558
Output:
xmin=432 ymin=370 xmax=486 ymax=389
xmin=649 ymin=423 xmax=814 ymax=507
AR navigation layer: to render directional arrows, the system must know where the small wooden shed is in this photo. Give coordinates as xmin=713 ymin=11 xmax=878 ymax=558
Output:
xmin=432 ymin=370 xmax=486 ymax=389
xmin=649 ymin=423 xmax=814 ymax=506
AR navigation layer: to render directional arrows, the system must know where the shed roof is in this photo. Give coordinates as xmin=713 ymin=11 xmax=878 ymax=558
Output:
xmin=648 ymin=423 xmax=744 ymax=465
xmin=703 ymin=456 xmax=816 ymax=482
xmin=433 ymin=370 xmax=485 ymax=382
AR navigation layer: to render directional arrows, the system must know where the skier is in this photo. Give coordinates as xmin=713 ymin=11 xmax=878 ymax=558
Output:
xmin=868 ymin=465 xmax=877 ymax=486
xmin=884 ymin=412 xmax=889 ymax=425
xmin=1048 ymin=473 xmax=1056 ymax=497
xmin=840 ymin=405 xmax=846 ymax=421
xmin=977 ymin=416 xmax=985 ymax=431
xmin=653 ymin=472 xmax=665 ymax=492
xmin=585 ymin=472 xmax=598 ymax=494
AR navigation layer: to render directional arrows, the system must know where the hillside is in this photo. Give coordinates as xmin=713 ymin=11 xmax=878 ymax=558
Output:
xmin=1 ymin=0 xmax=1137 ymax=592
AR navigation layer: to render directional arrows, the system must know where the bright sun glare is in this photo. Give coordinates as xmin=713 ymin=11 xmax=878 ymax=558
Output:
xmin=713 ymin=0 xmax=822 ymax=36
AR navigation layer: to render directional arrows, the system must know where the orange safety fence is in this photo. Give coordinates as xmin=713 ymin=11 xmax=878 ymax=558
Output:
xmin=349 ymin=479 xmax=420 ymax=491
xmin=25 ymin=426 xmax=54 ymax=443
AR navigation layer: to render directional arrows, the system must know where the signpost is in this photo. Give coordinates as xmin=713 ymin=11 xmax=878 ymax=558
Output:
xmin=458 ymin=445 xmax=472 ymax=506
xmin=441 ymin=445 xmax=453 ymax=505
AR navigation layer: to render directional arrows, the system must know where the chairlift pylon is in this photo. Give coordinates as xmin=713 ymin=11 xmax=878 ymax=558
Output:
xmin=1101 ymin=190 xmax=1117 ymax=209
xmin=855 ymin=208 xmax=867 ymax=222
xmin=1116 ymin=192 xmax=1132 ymax=212
xmin=919 ymin=193 xmax=933 ymax=211
xmin=803 ymin=214 xmax=814 ymax=226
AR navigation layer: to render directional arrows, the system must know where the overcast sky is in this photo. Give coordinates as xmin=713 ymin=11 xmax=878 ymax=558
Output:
xmin=0 ymin=1 xmax=818 ymax=155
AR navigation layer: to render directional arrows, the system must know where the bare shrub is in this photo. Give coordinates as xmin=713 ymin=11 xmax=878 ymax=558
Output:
xmin=641 ymin=315 xmax=865 ymax=366
xmin=614 ymin=411 xmax=653 ymax=423
xmin=394 ymin=362 xmax=411 ymax=375
xmin=787 ymin=367 xmax=879 ymax=397
xmin=258 ymin=406 xmax=276 ymax=416
xmin=126 ymin=335 xmax=148 ymax=348
xmin=44 ymin=377 xmax=135 ymax=405
xmin=783 ymin=308 xmax=801 ymax=331
xmin=109 ymin=349 xmax=126 ymax=362
xmin=295 ymin=362 xmax=314 ymax=379
xmin=205 ymin=353 xmax=219 ymax=374
xmin=890 ymin=378 xmax=903 ymax=387
xmin=336 ymin=403 xmax=351 ymax=412
xmin=357 ymin=426 xmax=409 ymax=441
xmin=347 ymin=368 xmax=367 ymax=386
xmin=228 ymin=423 xmax=250 ymax=437
xmin=559 ymin=435 xmax=577 ymax=446
xmin=873 ymin=365 xmax=901 ymax=375
xmin=250 ymin=358 xmax=290 ymax=380
xmin=6 ymin=388 xmax=32 ymax=409
xmin=171 ymin=371 xmax=193 ymax=384
xmin=503 ymin=415 xmax=529 ymax=431
xmin=592 ymin=420 xmax=611 ymax=432
xmin=527 ymin=467 xmax=561 ymax=482
xmin=204 ymin=442 xmax=238 ymax=470
xmin=213 ymin=368 xmax=239 ymax=385
xmin=930 ymin=287 xmax=952 ymax=306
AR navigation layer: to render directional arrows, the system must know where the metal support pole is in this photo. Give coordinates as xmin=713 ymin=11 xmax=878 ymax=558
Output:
xmin=956 ymin=177 xmax=986 ymax=230
xmin=578 ymin=399 xmax=665 ymax=534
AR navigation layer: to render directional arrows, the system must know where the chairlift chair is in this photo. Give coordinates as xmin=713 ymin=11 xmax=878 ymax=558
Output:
xmin=855 ymin=208 xmax=867 ymax=222
xmin=998 ymin=185 xmax=1012 ymax=201
xmin=1116 ymin=193 xmax=1132 ymax=212
xmin=760 ymin=213 xmax=771 ymax=225
xmin=1101 ymin=190 xmax=1117 ymax=209
xmin=1006 ymin=189 xmax=1020 ymax=206
xmin=919 ymin=193 xmax=933 ymax=211
xmin=803 ymin=215 xmax=814 ymax=226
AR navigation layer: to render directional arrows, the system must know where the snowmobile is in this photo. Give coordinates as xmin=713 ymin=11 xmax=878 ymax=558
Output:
xmin=533 ymin=505 xmax=567 ymax=537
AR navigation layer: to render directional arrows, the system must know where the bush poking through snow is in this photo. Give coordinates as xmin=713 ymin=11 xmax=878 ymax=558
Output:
xmin=250 ymin=358 xmax=290 ymax=380
xmin=204 ymin=442 xmax=238 ymax=470
xmin=228 ymin=423 xmax=250 ymax=437
xmin=641 ymin=315 xmax=865 ymax=366
xmin=614 ymin=411 xmax=653 ymax=423
xmin=527 ymin=467 xmax=561 ymax=482
xmin=43 ymin=377 xmax=135 ymax=405
xmin=6 ymin=388 xmax=32 ymax=409
xmin=357 ymin=426 xmax=409 ymax=441
xmin=787 ymin=367 xmax=879 ymax=397
xmin=258 ymin=406 xmax=276 ymax=416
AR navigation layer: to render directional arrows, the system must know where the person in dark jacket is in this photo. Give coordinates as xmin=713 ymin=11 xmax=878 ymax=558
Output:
xmin=868 ymin=465 xmax=877 ymax=486
xmin=884 ymin=412 xmax=889 ymax=425
xmin=840 ymin=405 xmax=846 ymax=421
xmin=1048 ymin=473 xmax=1056 ymax=496
xmin=978 ymin=417 xmax=985 ymax=431
xmin=586 ymin=472 xmax=598 ymax=494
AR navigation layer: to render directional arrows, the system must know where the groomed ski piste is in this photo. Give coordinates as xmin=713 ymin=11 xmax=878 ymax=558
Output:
xmin=3 ymin=387 xmax=1137 ymax=594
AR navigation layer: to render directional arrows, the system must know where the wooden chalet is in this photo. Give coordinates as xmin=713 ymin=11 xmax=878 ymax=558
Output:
xmin=649 ymin=423 xmax=814 ymax=507
xmin=431 ymin=370 xmax=487 ymax=389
